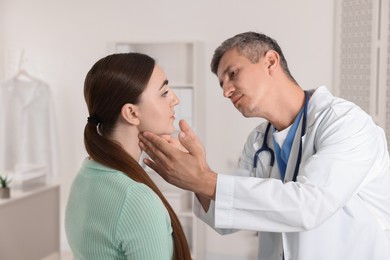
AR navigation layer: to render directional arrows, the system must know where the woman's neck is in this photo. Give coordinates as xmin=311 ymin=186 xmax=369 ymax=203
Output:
xmin=111 ymin=125 xmax=142 ymax=161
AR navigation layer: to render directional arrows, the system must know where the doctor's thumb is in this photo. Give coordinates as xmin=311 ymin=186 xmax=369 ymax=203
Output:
xmin=178 ymin=120 xmax=203 ymax=156
xmin=179 ymin=131 xmax=198 ymax=156
xmin=178 ymin=120 xmax=195 ymax=141
xmin=179 ymin=120 xmax=192 ymax=134
xmin=179 ymin=132 xmax=187 ymax=141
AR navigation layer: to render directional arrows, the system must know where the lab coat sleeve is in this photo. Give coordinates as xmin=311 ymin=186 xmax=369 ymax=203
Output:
xmin=214 ymin=105 xmax=385 ymax=232
xmin=193 ymin=196 xmax=238 ymax=235
xmin=192 ymin=125 xmax=264 ymax=235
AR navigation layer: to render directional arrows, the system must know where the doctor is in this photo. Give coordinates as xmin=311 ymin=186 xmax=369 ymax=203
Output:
xmin=139 ymin=32 xmax=390 ymax=260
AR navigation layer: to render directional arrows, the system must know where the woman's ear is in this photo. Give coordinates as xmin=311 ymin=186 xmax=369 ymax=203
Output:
xmin=121 ymin=103 xmax=140 ymax=126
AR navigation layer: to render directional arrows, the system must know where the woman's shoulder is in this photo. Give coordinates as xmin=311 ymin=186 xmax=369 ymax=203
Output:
xmin=101 ymin=171 xmax=162 ymax=207
xmin=75 ymin=159 xmax=160 ymax=204
xmin=79 ymin=158 xmax=142 ymax=184
xmin=123 ymin=181 xmax=166 ymax=211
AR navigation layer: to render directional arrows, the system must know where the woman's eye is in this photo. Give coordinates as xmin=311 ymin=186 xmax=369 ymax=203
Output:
xmin=162 ymin=90 xmax=169 ymax=97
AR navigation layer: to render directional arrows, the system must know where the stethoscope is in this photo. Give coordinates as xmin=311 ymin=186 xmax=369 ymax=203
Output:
xmin=252 ymin=91 xmax=309 ymax=181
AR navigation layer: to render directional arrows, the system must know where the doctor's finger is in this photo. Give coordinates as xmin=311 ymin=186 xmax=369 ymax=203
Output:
xmin=139 ymin=140 xmax=166 ymax=166
xmin=140 ymin=140 xmax=179 ymax=179
xmin=139 ymin=132 xmax=175 ymax=159
xmin=143 ymin=158 xmax=172 ymax=183
xmin=143 ymin=158 xmax=164 ymax=176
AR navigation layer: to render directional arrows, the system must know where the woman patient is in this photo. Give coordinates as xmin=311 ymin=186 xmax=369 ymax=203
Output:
xmin=65 ymin=53 xmax=191 ymax=260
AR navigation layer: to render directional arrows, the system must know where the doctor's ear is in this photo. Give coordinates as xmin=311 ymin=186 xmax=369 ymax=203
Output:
xmin=121 ymin=103 xmax=140 ymax=126
xmin=264 ymin=50 xmax=280 ymax=73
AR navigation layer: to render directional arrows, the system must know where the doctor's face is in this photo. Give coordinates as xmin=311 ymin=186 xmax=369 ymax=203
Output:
xmin=217 ymin=48 xmax=272 ymax=118
xmin=136 ymin=65 xmax=179 ymax=135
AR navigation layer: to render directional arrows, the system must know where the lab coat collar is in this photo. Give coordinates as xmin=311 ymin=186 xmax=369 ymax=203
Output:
xmin=253 ymin=86 xmax=332 ymax=134
xmin=284 ymin=86 xmax=333 ymax=182
xmin=306 ymin=86 xmax=333 ymax=128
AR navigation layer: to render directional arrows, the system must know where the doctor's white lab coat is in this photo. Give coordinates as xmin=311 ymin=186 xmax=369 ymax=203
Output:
xmin=194 ymin=86 xmax=390 ymax=260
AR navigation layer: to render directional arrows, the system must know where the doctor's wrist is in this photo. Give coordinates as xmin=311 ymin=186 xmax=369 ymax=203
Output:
xmin=198 ymin=170 xmax=217 ymax=201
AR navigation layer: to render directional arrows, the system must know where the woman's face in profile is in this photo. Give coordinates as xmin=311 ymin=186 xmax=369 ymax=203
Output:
xmin=136 ymin=65 xmax=180 ymax=135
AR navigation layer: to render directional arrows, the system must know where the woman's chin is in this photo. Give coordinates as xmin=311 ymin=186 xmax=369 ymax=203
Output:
xmin=155 ymin=127 xmax=175 ymax=136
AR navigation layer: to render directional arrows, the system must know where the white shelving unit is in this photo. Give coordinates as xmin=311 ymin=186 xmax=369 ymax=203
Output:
xmin=0 ymin=183 xmax=60 ymax=260
xmin=113 ymin=41 xmax=205 ymax=259
xmin=333 ymin=0 xmax=390 ymax=150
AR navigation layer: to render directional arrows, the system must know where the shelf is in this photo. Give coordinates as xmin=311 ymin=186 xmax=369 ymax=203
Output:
xmin=0 ymin=182 xmax=59 ymax=206
xmin=170 ymin=83 xmax=194 ymax=88
xmin=171 ymin=86 xmax=193 ymax=129
xmin=0 ymin=183 xmax=60 ymax=259
xmin=115 ymin=42 xmax=194 ymax=85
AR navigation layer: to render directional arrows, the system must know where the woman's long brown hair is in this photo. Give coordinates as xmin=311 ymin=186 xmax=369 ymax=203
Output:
xmin=83 ymin=53 xmax=191 ymax=259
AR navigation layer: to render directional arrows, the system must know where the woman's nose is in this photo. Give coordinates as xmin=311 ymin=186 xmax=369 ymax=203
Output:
xmin=172 ymin=91 xmax=180 ymax=106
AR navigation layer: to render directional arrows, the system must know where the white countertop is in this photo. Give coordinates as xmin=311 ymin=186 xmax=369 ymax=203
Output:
xmin=0 ymin=182 xmax=60 ymax=206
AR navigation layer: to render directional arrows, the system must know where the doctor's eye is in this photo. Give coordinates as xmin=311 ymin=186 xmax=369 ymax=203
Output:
xmin=229 ymin=69 xmax=238 ymax=79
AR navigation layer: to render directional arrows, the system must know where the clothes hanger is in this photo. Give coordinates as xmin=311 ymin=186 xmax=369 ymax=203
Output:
xmin=14 ymin=50 xmax=38 ymax=82
xmin=15 ymin=69 xmax=37 ymax=82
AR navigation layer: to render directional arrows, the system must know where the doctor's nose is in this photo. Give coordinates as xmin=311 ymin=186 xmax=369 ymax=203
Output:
xmin=223 ymin=83 xmax=235 ymax=98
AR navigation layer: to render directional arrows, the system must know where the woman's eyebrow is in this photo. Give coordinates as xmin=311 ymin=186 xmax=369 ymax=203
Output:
xmin=159 ymin=79 xmax=169 ymax=90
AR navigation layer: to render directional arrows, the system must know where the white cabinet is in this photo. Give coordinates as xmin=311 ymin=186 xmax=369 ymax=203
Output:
xmin=0 ymin=184 xmax=60 ymax=260
xmin=333 ymin=0 xmax=390 ymax=149
xmin=113 ymin=42 xmax=205 ymax=259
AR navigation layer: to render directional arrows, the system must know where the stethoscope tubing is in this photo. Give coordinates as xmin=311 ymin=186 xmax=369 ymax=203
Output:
xmin=252 ymin=91 xmax=309 ymax=181
xmin=253 ymin=123 xmax=275 ymax=170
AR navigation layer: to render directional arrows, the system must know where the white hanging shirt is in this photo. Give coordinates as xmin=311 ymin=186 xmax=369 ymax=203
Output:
xmin=0 ymin=78 xmax=58 ymax=181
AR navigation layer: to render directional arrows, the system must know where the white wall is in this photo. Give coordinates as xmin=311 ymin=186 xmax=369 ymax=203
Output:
xmin=0 ymin=0 xmax=4 ymax=80
xmin=0 ymin=0 xmax=334 ymax=258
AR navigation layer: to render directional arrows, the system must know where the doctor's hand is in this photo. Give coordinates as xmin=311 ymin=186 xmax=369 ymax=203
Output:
xmin=139 ymin=120 xmax=217 ymax=200
xmin=160 ymin=134 xmax=188 ymax=153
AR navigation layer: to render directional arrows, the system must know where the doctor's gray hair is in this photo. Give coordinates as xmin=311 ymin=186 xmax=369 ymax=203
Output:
xmin=210 ymin=31 xmax=297 ymax=84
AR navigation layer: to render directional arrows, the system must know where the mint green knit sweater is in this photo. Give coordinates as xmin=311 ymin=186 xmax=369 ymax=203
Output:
xmin=65 ymin=158 xmax=173 ymax=259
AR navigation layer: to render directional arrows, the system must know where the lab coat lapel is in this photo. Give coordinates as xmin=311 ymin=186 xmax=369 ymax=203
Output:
xmin=284 ymin=116 xmax=304 ymax=182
